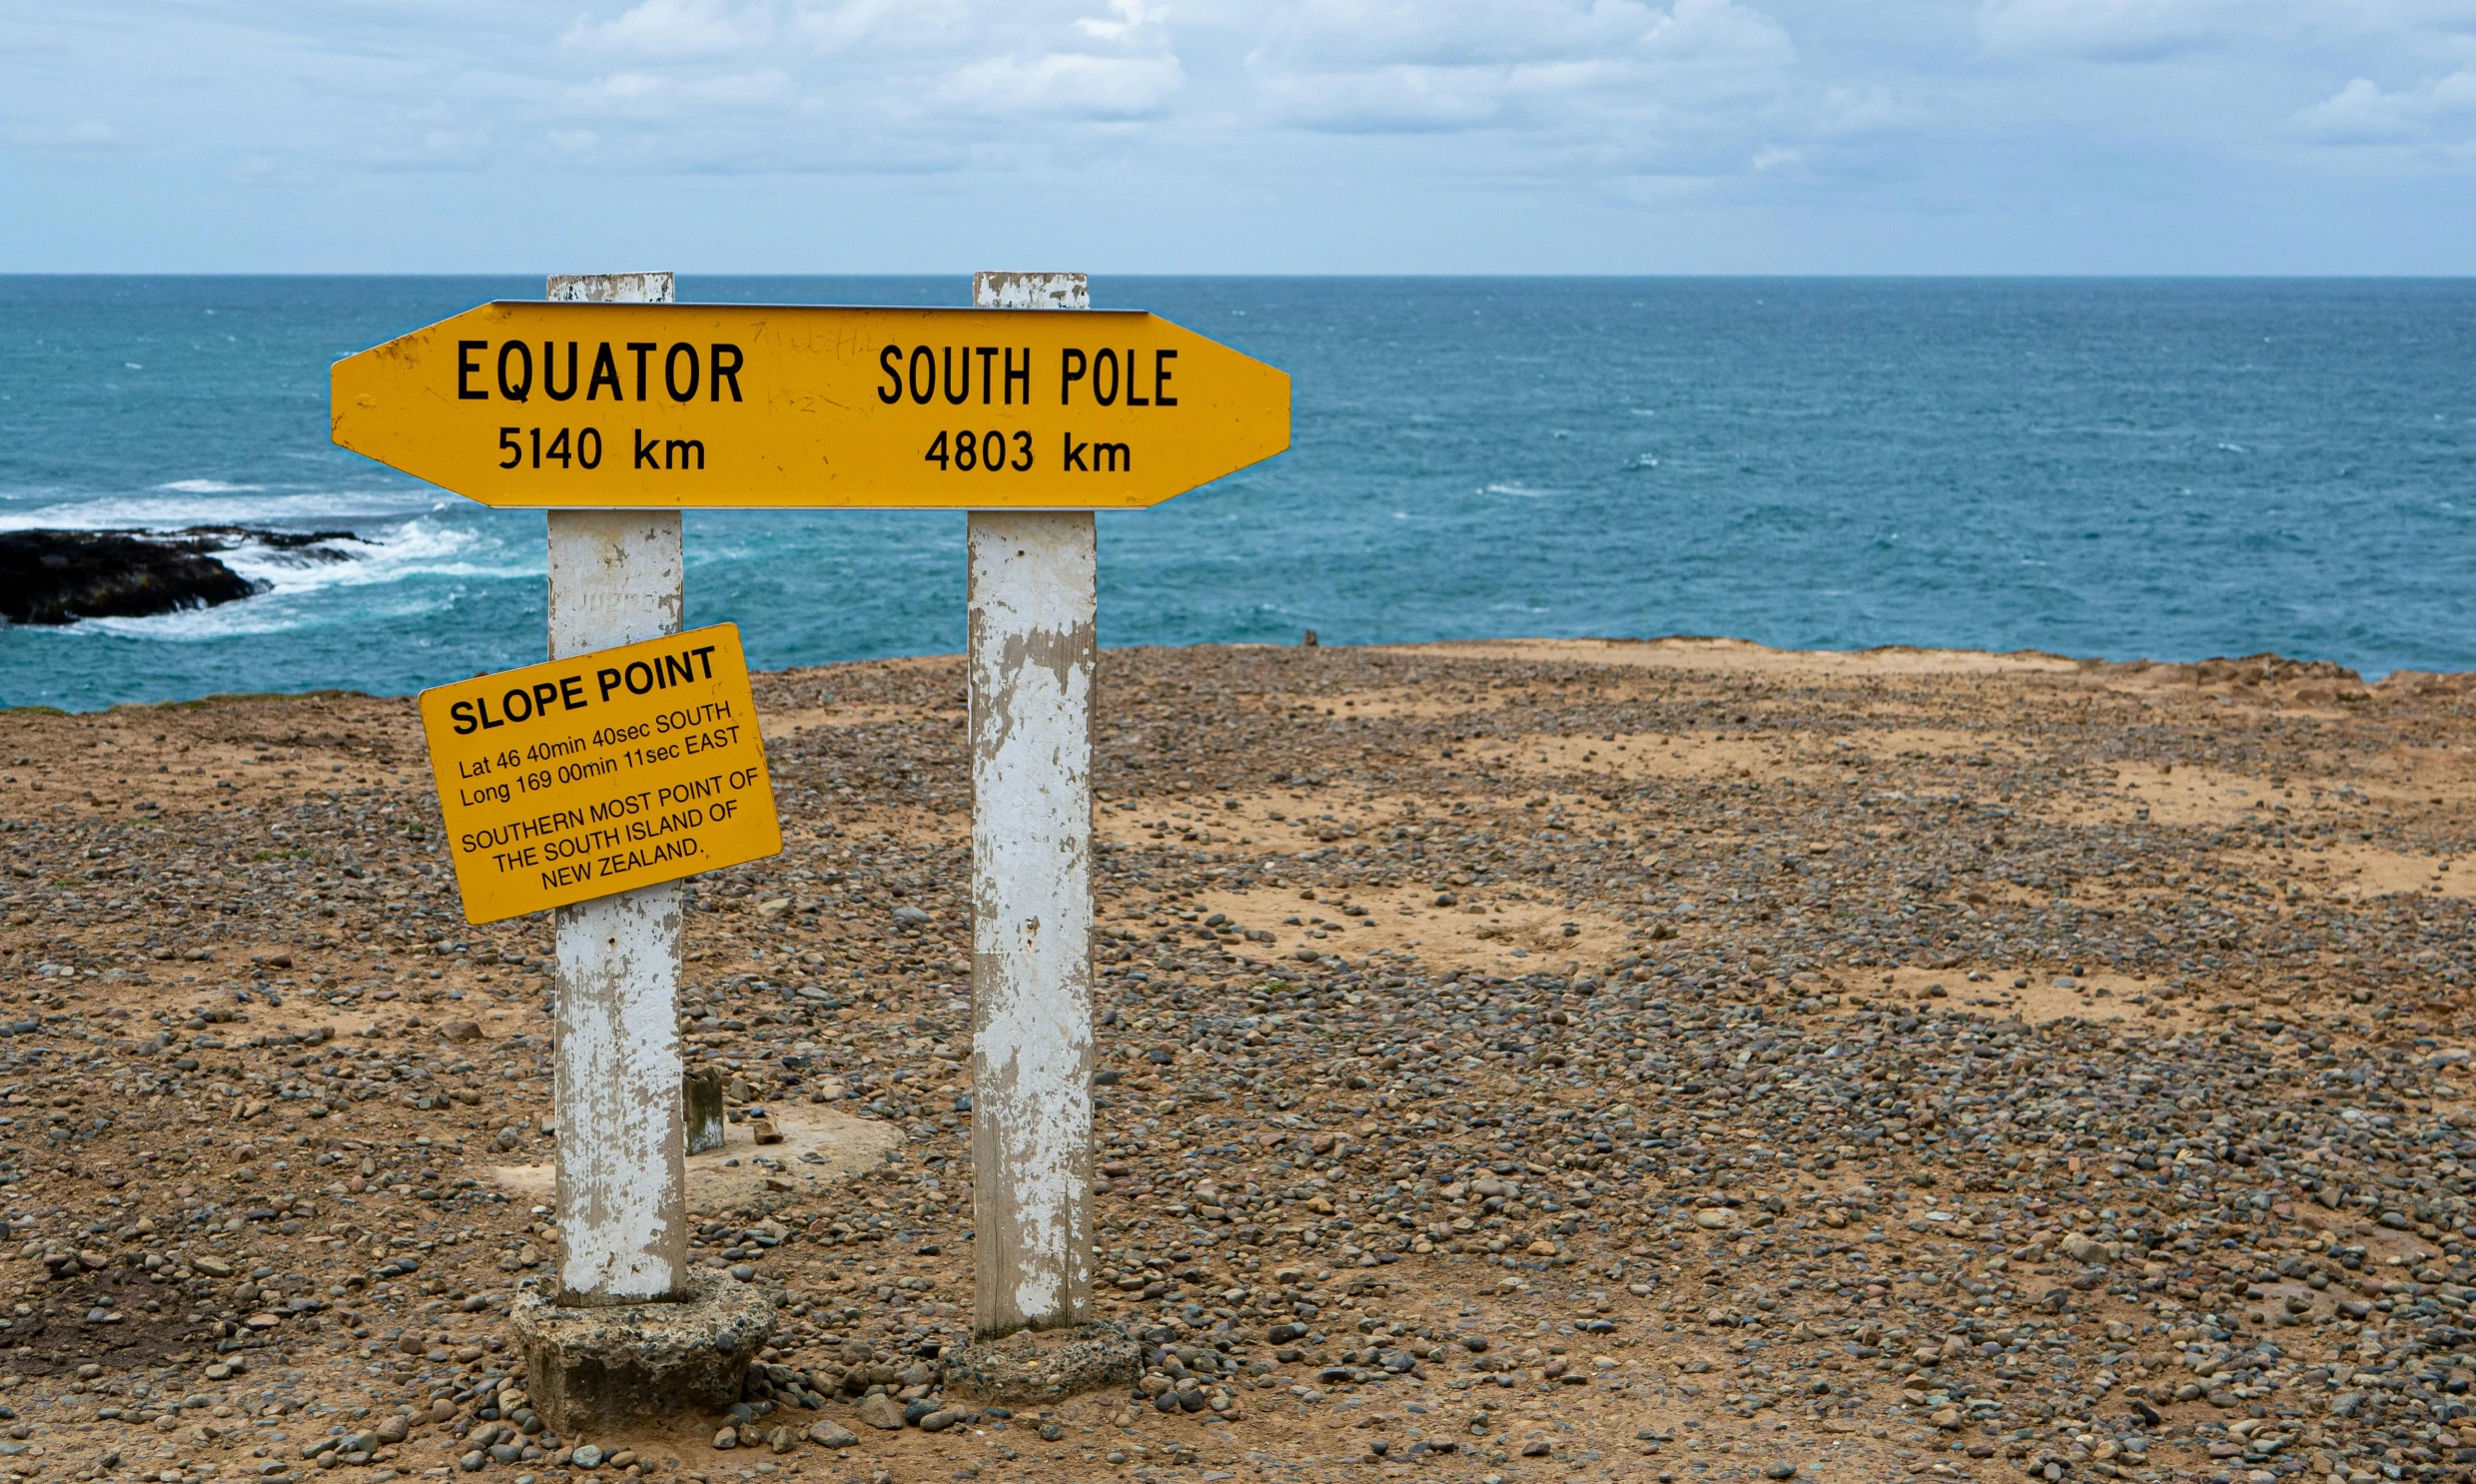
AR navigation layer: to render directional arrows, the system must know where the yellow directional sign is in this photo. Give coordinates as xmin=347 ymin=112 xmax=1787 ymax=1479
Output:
xmin=417 ymin=623 xmax=781 ymax=924
xmin=331 ymin=302 xmax=1290 ymax=509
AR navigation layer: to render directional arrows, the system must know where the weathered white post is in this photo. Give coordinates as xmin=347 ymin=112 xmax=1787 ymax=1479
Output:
xmin=543 ymin=270 xmax=688 ymax=1305
xmin=968 ymin=271 xmax=1098 ymax=1338
xmin=509 ymin=274 xmax=774 ymax=1437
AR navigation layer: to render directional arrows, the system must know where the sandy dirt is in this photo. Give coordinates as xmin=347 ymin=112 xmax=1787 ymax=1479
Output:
xmin=0 ymin=636 xmax=2473 ymax=1484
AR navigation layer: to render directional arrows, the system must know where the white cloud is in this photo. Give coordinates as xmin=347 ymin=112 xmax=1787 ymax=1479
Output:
xmin=1977 ymin=0 xmax=2243 ymax=62
xmin=17 ymin=0 xmax=2476 ymax=272
xmin=3 ymin=118 xmax=134 ymax=157
xmin=939 ymin=52 xmax=1186 ymax=118
xmin=1076 ymin=0 xmax=1168 ymax=42
xmin=1811 ymin=84 xmax=1912 ymax=138
xmin=563 ymin=67 xmax=795 ymax=116
xmin=1246 ymin=0 xmax=1797 ymax=139
xmin=784 ymin=0 xmax=1036 ymax=56
xmin=909 ymin=0 xmax=1186 ymax=119
xmin=1252 ymin=64 xmax=1506 ymax=132
xmin=562 ymin=0 xmax=773 ymax=56
xmin=2299 ymin=69 xmax=2476 ymax=142
xmin=1249 ymin=0 xmax=1787 ymax=72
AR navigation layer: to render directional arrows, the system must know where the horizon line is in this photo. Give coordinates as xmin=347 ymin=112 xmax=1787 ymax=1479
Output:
xmin=5 ymin=270 xmax=2476 ymax=283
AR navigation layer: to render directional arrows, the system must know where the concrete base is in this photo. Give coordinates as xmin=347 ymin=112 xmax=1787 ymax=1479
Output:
xmin=940 ymin=1321 xmax=1142 ymax=1406
xmin=509 ymin=1269 xmax=776 ymax=1436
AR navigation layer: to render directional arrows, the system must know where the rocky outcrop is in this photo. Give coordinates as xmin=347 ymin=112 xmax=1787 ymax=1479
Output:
xmin=0 ymin=527 xmax=355 ymax=625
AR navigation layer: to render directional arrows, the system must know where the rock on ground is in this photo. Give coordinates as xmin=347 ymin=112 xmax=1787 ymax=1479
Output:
xmin=0 ymin=636 xmax=2471 ymax=1483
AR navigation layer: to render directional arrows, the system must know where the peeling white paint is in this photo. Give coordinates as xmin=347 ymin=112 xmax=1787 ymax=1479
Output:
xmin=968 ymin=509 xmax=1097 ymax=1334
xmin=966 ymin=268 xmax=1096 ymax=1340
xmin=543 ymin=270 xmax=688 ymax=1307
xmin=971 ymin=270 xmax=1087 ymax=312
xmin=544 ymin=509 xmax=684 ymax=646
xmin=548 ymin=271 xmax=674 ymax=306
xmin=552 ymin=882 xmax=685 ymax=1301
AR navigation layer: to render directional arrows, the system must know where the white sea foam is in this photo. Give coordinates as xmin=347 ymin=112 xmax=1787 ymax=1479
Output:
xmin=1482 ymin=482 xmax=1554 ymax=498
xmin=0 ymin=488 xmax=434 ymax=532
xmin=153 ymin=478 xmax=265 ymax=494
xmin=76 ymin=517 xmax=541 ymax=642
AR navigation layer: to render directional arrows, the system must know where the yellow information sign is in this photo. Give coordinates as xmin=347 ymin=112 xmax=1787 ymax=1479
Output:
xmin=417 ymin=623 xmax=781 ymax=924
xmin=331 ymin=302 xmax=1290 ymax=510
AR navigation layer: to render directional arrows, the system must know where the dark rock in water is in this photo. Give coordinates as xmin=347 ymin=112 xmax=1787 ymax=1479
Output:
xmin=0 ymin=527 xmax=361 ymax=625
xmin=0 ymin=530 xmax=254 ymax=625
xmin=175 ymin=525 xmax=363 ymax=560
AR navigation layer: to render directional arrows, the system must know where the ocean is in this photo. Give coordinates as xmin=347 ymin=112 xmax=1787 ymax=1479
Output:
xmin=1 ymin=276 xmax=2470 ymax=712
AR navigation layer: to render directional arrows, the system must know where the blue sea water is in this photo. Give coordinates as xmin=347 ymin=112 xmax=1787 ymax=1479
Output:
xmin=1 ymin=276 xmax=2470 ymax=712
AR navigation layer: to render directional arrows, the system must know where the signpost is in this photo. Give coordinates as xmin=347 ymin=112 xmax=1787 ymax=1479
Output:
xmin=331 ymin=301 xmax=1289 ymax=509
xmin=416 ymin=622 xmax=779 ymax=925
xmin=334 ymin=269 xmax=1288 ymax=1408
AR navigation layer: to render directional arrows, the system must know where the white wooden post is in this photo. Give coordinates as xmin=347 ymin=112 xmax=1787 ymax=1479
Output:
xmin=969 ymin=271 xmax=1098 ymax=1338
xmin=543 ymin=270 xmax=689 ymax=1306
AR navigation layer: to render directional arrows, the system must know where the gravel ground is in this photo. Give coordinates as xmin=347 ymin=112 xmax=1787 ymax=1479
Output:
xmin=0 ymin=636 xmax=2472 ymax=1484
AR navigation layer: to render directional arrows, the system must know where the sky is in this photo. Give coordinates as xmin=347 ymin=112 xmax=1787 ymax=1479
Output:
xmin=2 ymin=0 xmax=2473 ymax=275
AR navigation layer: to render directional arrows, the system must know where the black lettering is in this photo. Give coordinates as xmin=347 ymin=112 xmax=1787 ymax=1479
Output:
xmin=502 ymin=687 xmax=534 ymax=723
xmin=1126 ymin=349 xmax=1149 ymax=406
xmin=496 ymin=341 xmax=533 ymax=403
xmin=1063 ymin=433 xmax=1089 ymax=471
xmin=664 ymin=343 xmax=699 ymax=402
xmin=665 ymin=437 xmax=705 ymax=470
xmin=661 ymin=654 xmax=693 ymax=687
xmin=624 ymin=661 xmax=654 ymax=695
xmin=543 ymin=342 xmax=578 ymax=401
xmin=450 ymin=700 xmax=478 ymax=735
xmin=710 ymin=344 xmax=743 ymax=401
xmin=1155 ymin=349 xmax=1178 ymax=406
xmin=531 ymin=681 xmax=560 ymax=717
xmin=477 ymin=694 xmax=504 ymax=730
xmin=1061 ymin=348 xmax=1088 ymax=404
xmin=878 ymin=345 xmax=904 ymax=404
xmin=908 ymin=346 xmax=935 ymax=405
xmin=560 ymin=675 xmax=586 ymax=710
xmin=690 ymin=643 xmax=716 ymax=678
xmin=587 ymin=343 xmax=622 ymax=400
xmin=633 ymin=428 xmax=658 ymax=469
xmin=1093 ymin=440 xmax=1130 ymax=472
xmin=1094 ymin=348 xmax=1119 ymax=406
xmin=457 ymin=341 xmax=487 ymax=400
xmin=975 ymin=347 xmax=998 ymax=404
xmin=1005 ymin=347 xmax=1030 ymax=405
xmin=597 ymin=667 xmax=623 ymax=702
xmin=942 ymin=346 xmax=969 ymax=405
xmin=626 ymin=342 xmax=656 ymax=400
